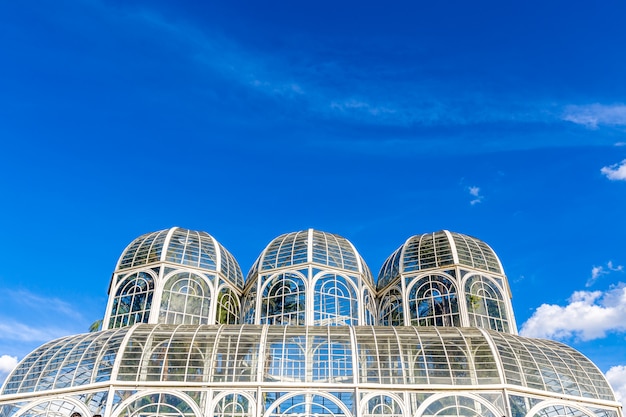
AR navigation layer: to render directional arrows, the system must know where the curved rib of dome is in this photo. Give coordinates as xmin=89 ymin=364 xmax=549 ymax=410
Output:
xmin=2 ymin=324 xmax=615 ymax=402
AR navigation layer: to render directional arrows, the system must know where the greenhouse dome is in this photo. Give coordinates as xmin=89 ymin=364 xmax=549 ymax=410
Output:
xmin=242 ymin=229 xmax=376 ymax=326
xmin=0 ymin=227 xmax=622 ymax=417
xmin=104 ymin=227 xmax=244 ymax=329
xmin=376 ymin=231 xmax=517 ymax=334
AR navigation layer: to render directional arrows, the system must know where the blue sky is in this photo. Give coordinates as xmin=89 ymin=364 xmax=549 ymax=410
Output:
xmin=1 ymin=0 xmax=626 ymax=400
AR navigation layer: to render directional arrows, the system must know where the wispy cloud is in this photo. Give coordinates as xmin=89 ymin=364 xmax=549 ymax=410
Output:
xmin=330 ymin=99 xmax=397 ymax=118
xmin=587 ymin=261 xmax=624 ymax=287
xmin=520 ymin=283 xmax=626 ymax=341
xmin=0 ymin=288 xmax=88 ymax=354
xmin=562 ymin=104 xmax=626 ymax=129
xmin=127 ymin=6 xmax=565 ymax=132
xmin=0 ymin=355 xmax=18 ymax=384
xmin=0 ymin=319 xmax=73 ymax=343
xmin=468 ymin=186 xmax=484 ymax=205
xmin=606 ymin=365 xmax=626 ymax=404
xmin=94 ymin=3 xmax=622 ymax=155
xmin=5 ymin=289 xmax=83 ymax=320
xmin=601 ymin=160 xmax=626 ymax=181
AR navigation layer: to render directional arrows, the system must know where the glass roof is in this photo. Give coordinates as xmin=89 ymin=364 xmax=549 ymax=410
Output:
xmin=248 ymin=229 xmax=373 ymax=286
xmin=116 ymin=227 xmax=244 ymax=289
xmin=2 ymin=324 xmax=614 ymax=402
xmin=377 ymin=230 xmax=503 ymax=290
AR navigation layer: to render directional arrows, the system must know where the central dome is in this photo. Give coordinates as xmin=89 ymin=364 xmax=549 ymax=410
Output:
xmin=242 ymin=229 xmax=376 ymax=326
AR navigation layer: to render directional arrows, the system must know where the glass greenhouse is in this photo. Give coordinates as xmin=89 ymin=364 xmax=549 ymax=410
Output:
xmin=0 ymin=227 xmax=622 ymax=417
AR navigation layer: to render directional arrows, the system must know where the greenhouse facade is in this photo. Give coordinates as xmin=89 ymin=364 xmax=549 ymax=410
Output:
xmin=0 ymin=227 xmax=622 ymax=417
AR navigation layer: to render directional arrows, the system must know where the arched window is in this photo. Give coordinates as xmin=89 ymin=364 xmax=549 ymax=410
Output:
xmin=379 ymin=287 xmax=404 ymax=326
xmin=260 ymin=273 xmax=306 ymax=325
xmin=213 ymin=393 xmax=254 ymax=417
xmin=421 ymin=395 xmax=500 ymax=417
xmin=160 ymin=272 xmax=211 ymax=325
xmin=314 ymin=274 xmax=358 ymax=326
xmin=407 ymin=275 xmax=459 ymax=327
xmin=267 ymin=393 xmax=352 ymax=417
xmin=109 ymin=272 xmax=154 ymax=328
xmin=12 ymin=400 xmax=85 ymax=417
xmin=216 ymin=287 xmax=241 ymax=324
xmin=362 ymin=394 xmax=403 ymax=417
xmin=114 ymin=393 xmax=197 ymax=417
xmin=531 ymin=404 xmax=594 ymax=417
xmin=465 ymin=275 xmax=510 ymax=332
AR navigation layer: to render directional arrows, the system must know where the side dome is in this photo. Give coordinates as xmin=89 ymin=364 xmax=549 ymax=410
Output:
xmin=104 ymin=227 xmax=243 ymax=329
xmin=242 ymin=229 xmax=376 ymax=326
xmin=377 ymin=230 xmax=516 ymax=334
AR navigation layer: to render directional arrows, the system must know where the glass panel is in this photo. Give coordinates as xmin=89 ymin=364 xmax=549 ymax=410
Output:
xmin=160 ymin=272 xmax=212 ymax=325
xmin=423 ymin=395 xmax=500 ymax=417
xmin=108 ymin=272 xmax=154 ymax=329
xmin=260 ymin=273 xmax=306 ymax=325
xmin=314 ymin=274 xmax=358 ymax=326
xmin=217 ymin=287 xmax=241 ymax=324
xmin=213 ymin=393 xmax=254 ymax=417
xmin=533 ymin=405 xmax=593 ymax=417
xmin=115 ymin=393 xmax=196 ymax=417
xmin=465 ymin=275 xmax=510 ymax=332
xmin=8 ymin=400 xmax=79 ymax=417
xmin=376 ymin=245 xmax=402 ymax=290
xmin=379 ymin=287 xmax=404 ymax=326
xmin=310 ymin=327 xmax=353 ymax=383
xmin=362 ymin=395 xmax=403 ymax=417
xmin=267 ymin=393 xmax=351 ymax=417
xmin=212 ymin=326 xmax=260 ymax=383
xmin=264 ymin=327 xmax=306 ymax=382
xmin=407 ymin=275 xmax=459 ymax=327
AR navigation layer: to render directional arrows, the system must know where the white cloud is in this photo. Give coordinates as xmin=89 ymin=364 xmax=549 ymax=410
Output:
xmin=468 ymin=186 xmax=483 ymax=205
xmin=520 ymin=283 xmax=626 ymax=340
xmin=587 ymin=261 xmax=624 ymax=287
xmin=591 ymin=266 xmax=605 ymax=279
xmin=0 ymin=355 xmax=18 ymax=384
xmin=0 ymin=355 xmax=18 ymax=374
xmin=563 ymin=104 xmax=626 ymax=129
xmin=606 ymin=365 xmax=626 ymax=404
xmin=601 ymin=160 xmax=626 ymax=181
